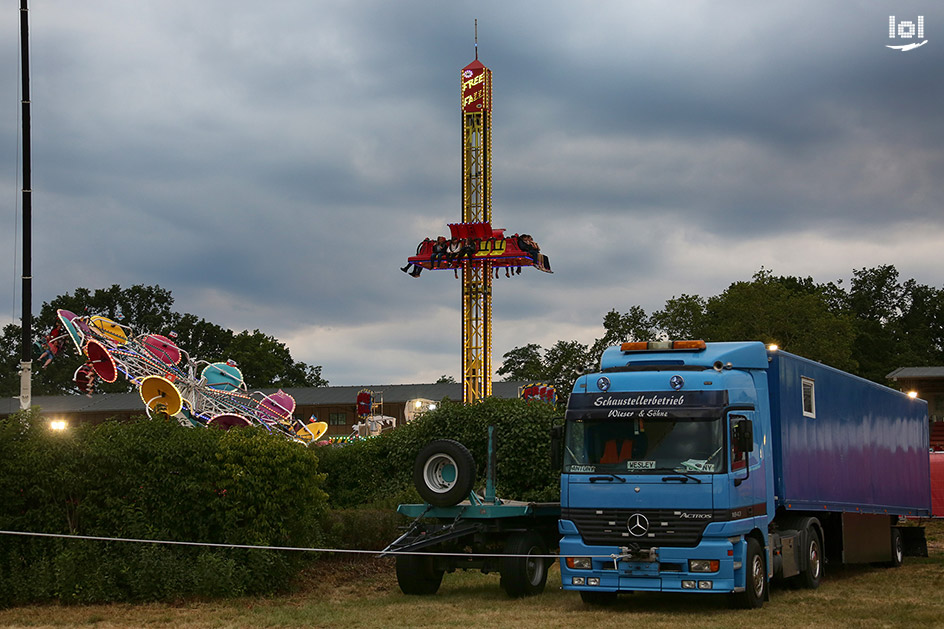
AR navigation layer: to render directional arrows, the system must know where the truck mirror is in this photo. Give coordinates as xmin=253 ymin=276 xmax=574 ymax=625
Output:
xmin=550 ymin=424 xmax=564 ymax=471
xmin=732 ymin=417 xmax=754 ymax=454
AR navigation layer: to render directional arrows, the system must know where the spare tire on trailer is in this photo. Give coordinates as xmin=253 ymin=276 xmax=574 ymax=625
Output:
xmin=413 ymin=439 xmax=476 ymax=507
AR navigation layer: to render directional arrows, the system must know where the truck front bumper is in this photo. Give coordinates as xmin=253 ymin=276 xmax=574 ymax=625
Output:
xmin=559 ymin=534 xmax=746 ymax=594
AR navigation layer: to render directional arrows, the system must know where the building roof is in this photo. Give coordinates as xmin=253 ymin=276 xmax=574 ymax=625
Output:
xmin=886 ymin=367 xmax=944 ymax=380
xmin=0 ymin=381 xmax=531 ymax=416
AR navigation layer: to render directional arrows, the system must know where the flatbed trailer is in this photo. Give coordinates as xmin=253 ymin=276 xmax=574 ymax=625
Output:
xmin=382 ymin=498 xmax=560 ymax=596
xmin=381 ymin=429 xmax=561 ymax=597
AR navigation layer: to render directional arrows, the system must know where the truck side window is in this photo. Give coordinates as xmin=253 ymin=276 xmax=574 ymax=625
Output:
xmin=802 ymin=377 xmax=816 ymax=418
xmin=730 ymin=418 xmax=747 ymax=471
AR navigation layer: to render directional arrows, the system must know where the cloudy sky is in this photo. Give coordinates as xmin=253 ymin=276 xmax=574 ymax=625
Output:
xmin=1 ymin=1 xmax=941 ymax=386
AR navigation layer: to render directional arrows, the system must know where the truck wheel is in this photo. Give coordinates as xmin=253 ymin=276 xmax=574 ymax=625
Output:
xmin=500 ymin=532 xmax=550 ymax=597
xmin=580 ymin=590 xmax=618 ymax=605
xmin=732 ymin=538 xmax=766 ymax=609
xmin=796 ymin=527 xmax=823 ymax=589
xmin=413 ymin=439 xmax=475 ymax=507
xmin=395 ymin=554 xmax=444 ymax=595
xmin=887 ymin=528 xmax=904 ymax=568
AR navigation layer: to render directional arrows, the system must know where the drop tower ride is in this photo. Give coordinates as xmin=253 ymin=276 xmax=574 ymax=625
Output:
xmin=402 ymin=37 xmax=551 ymax=404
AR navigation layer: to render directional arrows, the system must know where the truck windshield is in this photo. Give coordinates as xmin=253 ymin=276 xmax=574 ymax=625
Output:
xmin=563 ymin=416 xmax=725 ymax=474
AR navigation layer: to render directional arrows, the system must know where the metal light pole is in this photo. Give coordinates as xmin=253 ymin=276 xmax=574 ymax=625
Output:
xmin=19 ymin=0 xmax=33 ymax=410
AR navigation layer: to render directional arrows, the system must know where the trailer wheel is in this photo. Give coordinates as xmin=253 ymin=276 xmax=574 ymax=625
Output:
xmin=413 ymin=439 xmax=475 ymax=507
xmin=580 ymin=590 xmax=618 ymax=605
xmin=887 ymin=528 xmax=904 ymax=568
xmin=395 ymin=554 xmax=444 ymax=595
xmin=500 ymin=532 xmax=550 ymax=597
xmin=731 ymin=537 xmax=766 ymax=609
xmin=795 ymin=527 xmax=823 ymax=589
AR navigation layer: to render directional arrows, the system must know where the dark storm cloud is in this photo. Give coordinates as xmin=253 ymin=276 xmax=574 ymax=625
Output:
xmin=2 ymin=1 xmax=941 ymax=384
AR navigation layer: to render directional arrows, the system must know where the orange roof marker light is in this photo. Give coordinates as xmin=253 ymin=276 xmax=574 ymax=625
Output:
xmin=620 ymin=340 xmax=707 ymax=353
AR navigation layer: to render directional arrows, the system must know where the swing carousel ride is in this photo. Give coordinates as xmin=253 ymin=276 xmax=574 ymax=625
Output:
xmin=49 ymin=309 xmax=327 ymax=445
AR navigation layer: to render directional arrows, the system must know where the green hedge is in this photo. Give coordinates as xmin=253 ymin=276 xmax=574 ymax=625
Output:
xmin=0 ymin=398 xmax=561 ymax=606
xmin=0 ymin=410 xmax=328 ymax=606
xmin=317 ymin=397 xmax=561 ymax=509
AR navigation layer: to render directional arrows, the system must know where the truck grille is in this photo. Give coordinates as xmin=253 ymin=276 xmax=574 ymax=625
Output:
xmin=562 ymin=507 xmax=721 ymax=548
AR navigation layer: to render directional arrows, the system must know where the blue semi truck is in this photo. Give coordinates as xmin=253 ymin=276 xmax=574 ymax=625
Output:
xmin=557 ymin=340 xmax=931 ymax=608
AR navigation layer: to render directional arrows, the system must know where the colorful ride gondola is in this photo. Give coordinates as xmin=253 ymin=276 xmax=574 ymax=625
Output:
xmin=405 ymin=222 xmax=551 ymax=274
xmin=42 ymin=310 xmax=317 ymax=445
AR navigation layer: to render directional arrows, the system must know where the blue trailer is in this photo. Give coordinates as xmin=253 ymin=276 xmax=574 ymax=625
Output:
xmin=557 ymin=340 xmax=930 ymax=608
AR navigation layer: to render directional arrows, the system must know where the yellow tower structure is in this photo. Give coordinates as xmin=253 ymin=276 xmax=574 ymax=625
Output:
xmin=459 ymin=57 xmax=493 ymax=403
xmin=401 ymin=48 xmax=551 ymax=405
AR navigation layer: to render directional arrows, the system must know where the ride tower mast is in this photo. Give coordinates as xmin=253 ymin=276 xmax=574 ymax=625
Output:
xmin=459 ymin=51 xmax=493 ymax=403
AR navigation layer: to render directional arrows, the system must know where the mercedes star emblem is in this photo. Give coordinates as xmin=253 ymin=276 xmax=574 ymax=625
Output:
xmin=627 ymin=513 xmax=650 ymax=537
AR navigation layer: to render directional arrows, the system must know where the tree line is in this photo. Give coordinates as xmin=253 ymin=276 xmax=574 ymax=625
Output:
xmin=0 ymin=284 xmax=327 ymax=397
xmin=3 ymin=267 xmax=940 ymax=401
xmin=498 ymin=265 xmax=944 ymax=399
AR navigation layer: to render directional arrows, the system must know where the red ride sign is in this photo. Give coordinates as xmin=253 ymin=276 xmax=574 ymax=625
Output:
xmin=461 ymin=60 xmax=490 ymax=113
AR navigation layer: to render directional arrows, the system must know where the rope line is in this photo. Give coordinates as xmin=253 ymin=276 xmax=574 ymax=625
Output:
xmin=0 ymin=529 xmax=606 ymax=561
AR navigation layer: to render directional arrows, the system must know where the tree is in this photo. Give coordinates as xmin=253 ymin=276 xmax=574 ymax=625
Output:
xmin=172 ymin=313 xmax=233 ymax=364
xmin=847 ymin=265 xmax=904 ymax=324
xmin=841 ymin=266 xmax=944 ymax=382
xmin=498 ymin=340 xmax=589 ymax=407
xmin=0 ymin=284 xmax=328 ymax=397
xmin=896 ymin=279 xmax=944 ymax=367
xmin=543 ymin=340 xmax=591 ymax=400
xmin=700 ymin=269 xmax=857 ymax=371
xmin=651 ymin=294 xmax=708 ymax=341
xmin=494 ymin=266 xmax=942 ymax=394
xmin=588 ymin=307 xmax=656 ymax=367
xmin=0 ymin=324 xmax=22 ymax=398
xmin=435 ymin=374 xmax=457 ymax=384
xmin=496 ymin=344 xmax=546 ymax=383
xmin=226 ymin=329 xmax=328 ymax=389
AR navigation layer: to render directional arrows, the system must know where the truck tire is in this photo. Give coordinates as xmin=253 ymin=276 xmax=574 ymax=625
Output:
xmin=732 ymin=537 xmax=766 ymax=609
xmin=395 ymin=554 xmax=444 ymax=595
xmin=413 ymin=439 xmax=475 ymax=507
xmin=580 ymin=590 xmax=618 ymax=605
xmin=500 ymin=532 xmax=550 ymax=597
xmin=795 ymin=526 xmax=823 ymax=589
xmin=887 ymin=528 xmax=904 ymax=568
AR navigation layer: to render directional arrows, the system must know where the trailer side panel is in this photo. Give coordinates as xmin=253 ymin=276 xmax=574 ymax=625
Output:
xmin=769 ymin=351 xmax=930 ymax=515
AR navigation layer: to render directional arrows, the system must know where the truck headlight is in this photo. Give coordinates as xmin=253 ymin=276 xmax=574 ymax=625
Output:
xmin=566 ymin=557 xmax=592 ymax=570
xmin=689 ymin=559 xmax=720 ymax=573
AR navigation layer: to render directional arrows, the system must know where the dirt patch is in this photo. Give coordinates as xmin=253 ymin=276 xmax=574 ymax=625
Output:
xmin=293 ymin=556 xmax=398 ymax=599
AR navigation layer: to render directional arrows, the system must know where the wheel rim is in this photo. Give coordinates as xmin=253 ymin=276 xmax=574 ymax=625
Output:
xmin=423 ymin=453 xmax=458 ymax=493
xmin=894 ymin=535 xmax=903 ymax=563
xmin=809 ymin=539 xmax=821 ymax=579
xmin=750 ymin=554 xmax=764 ymax=598
xmin=525 ymin=545 xmax=544 ymax=585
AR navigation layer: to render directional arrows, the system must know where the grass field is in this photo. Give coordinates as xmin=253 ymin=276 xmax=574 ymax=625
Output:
xmin=1 ymin=521 xmax=942 ymax=628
